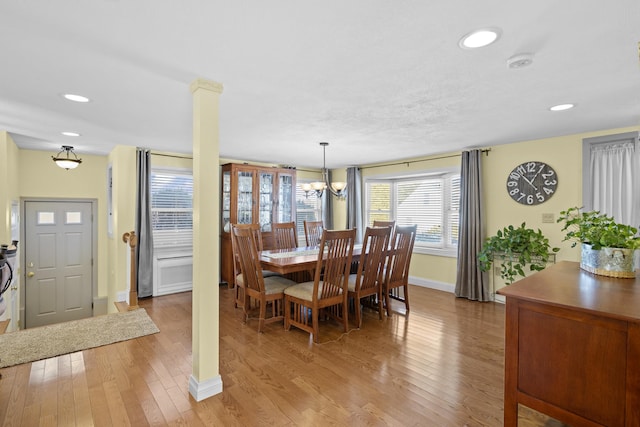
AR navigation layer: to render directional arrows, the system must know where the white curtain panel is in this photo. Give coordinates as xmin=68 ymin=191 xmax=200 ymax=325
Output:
xmin=590 ymin=142 xmax=638 ymax=227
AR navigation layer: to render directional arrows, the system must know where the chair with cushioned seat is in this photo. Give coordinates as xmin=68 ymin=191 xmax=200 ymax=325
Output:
xmin=232 ymin=225 xmax=297 ymax=332
xmin=231 ymin=223 xmax=280 ymax=309
xmin=383 ymin=224 xmax=417 ymax=316
xmin=284 ymin=228 xmax=356 ymax=343
xmin=347 ymin=225 xmax=392 ymax=328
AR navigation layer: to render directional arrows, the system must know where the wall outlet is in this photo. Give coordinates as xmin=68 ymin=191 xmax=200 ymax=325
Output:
xmin=542 ymin=213 xmax=555 ymax=223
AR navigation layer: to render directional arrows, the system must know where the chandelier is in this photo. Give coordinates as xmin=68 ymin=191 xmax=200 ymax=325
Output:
xmin=52 ymin=145 xmax=82 ymax=170
xmin=301 ymin=142 xmax=347 ymax=199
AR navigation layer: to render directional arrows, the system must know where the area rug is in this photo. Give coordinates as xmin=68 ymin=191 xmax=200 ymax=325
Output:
xmin=0 ymin=308 xmax=159 ymax=368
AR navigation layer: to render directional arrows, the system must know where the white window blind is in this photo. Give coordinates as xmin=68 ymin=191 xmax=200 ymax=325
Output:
xmin=150 ymin=168 xmax=193 ymax=247
xmin=366 ymin=170 xmax=460 ymax=253
xmin=295 ymin=181 xmax=323 ymax=246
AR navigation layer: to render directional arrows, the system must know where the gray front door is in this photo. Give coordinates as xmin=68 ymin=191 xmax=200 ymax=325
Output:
xmin=25 ymin=201 xmax=93 ymax=328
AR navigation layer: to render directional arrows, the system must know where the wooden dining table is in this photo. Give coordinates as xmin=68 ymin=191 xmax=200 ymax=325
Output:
xmin=259 ymin=245 xmax=363 ymax=276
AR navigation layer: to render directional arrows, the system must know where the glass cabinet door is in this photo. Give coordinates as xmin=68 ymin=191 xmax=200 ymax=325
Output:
xmin=278 ymin=173 xmax=294 ymax=222
xmin=237 ymin=170 xmax=254 ymax=224
xmin=222 ymin=170 xmax=231 ymax=232
xmin=258 ymin=171 xmax=275 ymax=231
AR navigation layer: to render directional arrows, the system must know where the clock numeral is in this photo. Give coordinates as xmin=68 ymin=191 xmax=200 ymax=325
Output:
xmin=543 ymin=187 xmax=555 ymax=195
xmin=542 ymin=170 xmax=555 ymax=179
xmin=509 ymin=188 xmax=520 ymax=196
xmin=536 ymin=192 xmax=544 ymax=203
xmin=544 ymin=179 xmax=557 ymax=186
xmin=509 ymin=172 xmax=521 ymax=181
xmin=516 ymin=165 xmax=527 ymax=176
xmin=507 ymin=180 xmax=518 ymax=187
xmin=527 ymin=195 xmax=534 ymax=205
xmin=526 ymin=162 xmax=537 ymax=173
xmin=517 ymin=193 xmax=526 ymax=202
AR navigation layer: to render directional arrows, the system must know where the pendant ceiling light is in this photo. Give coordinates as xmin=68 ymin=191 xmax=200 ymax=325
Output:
xmin=52 ymin=145 xmax=82 ymax=170
xmin=301 ymin=142 xmax=347 ymax=199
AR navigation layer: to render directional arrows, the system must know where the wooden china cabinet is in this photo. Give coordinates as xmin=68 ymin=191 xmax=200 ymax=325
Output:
xmin=220 ymin=163 xmax=296 ymax=285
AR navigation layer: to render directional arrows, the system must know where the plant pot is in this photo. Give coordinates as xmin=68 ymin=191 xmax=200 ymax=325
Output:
xmin=580 ymin=243 xmax=636 ymax=278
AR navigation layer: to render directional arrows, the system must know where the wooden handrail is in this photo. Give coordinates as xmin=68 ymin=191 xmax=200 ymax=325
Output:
xmin=121 ymin=231 xmax=139 ymax=310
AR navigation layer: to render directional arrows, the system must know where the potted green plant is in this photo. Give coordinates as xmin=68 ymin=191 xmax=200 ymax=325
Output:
xmin=477 ymin=223 xmax=559 ymax=285
xmin=557 ymin=207 xmax=640 ymax=278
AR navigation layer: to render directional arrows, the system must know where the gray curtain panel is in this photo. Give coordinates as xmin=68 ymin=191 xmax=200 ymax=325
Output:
xmin=455 ymin=149 xmax=489 ymax=301
xmin=135 ymin=148 xmax=154 ymax=298
xmin=346 ymin=167 xmax=363 ymax=243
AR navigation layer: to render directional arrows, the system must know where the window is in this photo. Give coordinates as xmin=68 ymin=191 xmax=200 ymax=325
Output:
xmin=365 ymin=169 xmax=460 ymax=255
xmin=582 ymin=131 xmax=639 ymax=227
xmin=150 ymin=168 xmax=193 ymax=248
xmin=295 ymin=180 xmax=323 ymax=246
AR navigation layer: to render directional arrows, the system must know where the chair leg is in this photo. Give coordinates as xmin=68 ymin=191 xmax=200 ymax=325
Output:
xmin=403 ymin=283 xmax=410 ymax=312
xmin=312 ymin=308 xmax=320 ymax=343
xmin=258 ymin=300 xmax=266 ymax=333
xmin=385 ymin=287 xmax=392 ymax=317
xmin=377 ymin=289 xmax=384 ymax=320
xmin=284 ymin=296 xmax=291 ymax=331
xmin=342 ymin=302 xmax=349 ymax=332
xmin=355 ymin=297 xmax=362 ymax=328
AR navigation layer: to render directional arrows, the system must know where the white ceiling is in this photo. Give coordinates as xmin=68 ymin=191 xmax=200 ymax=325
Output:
xmin=2 ymin=1 xmax=639 ymax=169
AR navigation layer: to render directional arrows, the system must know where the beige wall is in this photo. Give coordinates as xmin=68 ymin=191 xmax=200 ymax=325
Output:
xmin=18 ymin=149 xmax=110 ymax=301
xmin=356 ymin=125 xmax=640 ymax=288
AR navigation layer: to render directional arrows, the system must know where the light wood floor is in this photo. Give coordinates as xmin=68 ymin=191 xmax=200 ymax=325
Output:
xmin=0 ymin=285 xmax=565 ymax=426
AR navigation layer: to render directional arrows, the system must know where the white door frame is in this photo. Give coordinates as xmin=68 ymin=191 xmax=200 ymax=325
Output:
xmin=19 ymin=197 xmax=98 ymax=330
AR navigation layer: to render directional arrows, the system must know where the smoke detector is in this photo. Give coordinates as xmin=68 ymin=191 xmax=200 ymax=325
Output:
xmin=507 ymin=53 xmax=534 ymax=69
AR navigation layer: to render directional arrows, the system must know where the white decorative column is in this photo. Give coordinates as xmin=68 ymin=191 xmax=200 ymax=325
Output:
xmin=189 ymin=78 xmax=223 ymax=401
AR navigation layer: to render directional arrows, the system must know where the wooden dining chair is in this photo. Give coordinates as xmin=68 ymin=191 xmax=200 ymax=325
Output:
xmin=272 ymin=221 xmax=298 ymax=249
xmin=232 ymin=225 xmax=297 ymax=332
xmin=383 ymin=224 xmax=417 ymax=316
xmin=284 ymin=228 xmax=356 ymax=343
xmin=230 ymin=223 xmax=279 ymax=309
xmin=373 ymin=220 xmax=396 ymax=241
xmin=303 ymin=220 xmax=324 ymax=247
xmin=347 ymin=226 xmax=392 ymax=328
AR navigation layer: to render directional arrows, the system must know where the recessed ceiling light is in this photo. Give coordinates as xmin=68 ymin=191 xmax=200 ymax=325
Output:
xmin=62 ymin=93 xmax=90 ymax=103
xmin=549 ymin=103 xmax=575 ymax=111
xmin=458 ymin=27 xmax=502 ymax=49
xmin=61 ymin=131 xmax=81 ymax=137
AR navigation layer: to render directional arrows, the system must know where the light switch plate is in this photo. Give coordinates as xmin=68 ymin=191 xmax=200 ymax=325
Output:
xmin=542 ymin=213 xmax=555 ymax=223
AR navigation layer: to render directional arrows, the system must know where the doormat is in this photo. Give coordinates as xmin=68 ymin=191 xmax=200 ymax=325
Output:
xmin=0 ymin=308 xmax=159 ymax=368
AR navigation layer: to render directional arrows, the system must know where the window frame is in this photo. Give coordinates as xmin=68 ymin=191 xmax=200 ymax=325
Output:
xmin=364 ymin=166 xmax=460 ymax=257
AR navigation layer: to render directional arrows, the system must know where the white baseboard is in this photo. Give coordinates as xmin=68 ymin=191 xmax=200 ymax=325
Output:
xmin=189 ymin=374 xmax=223 ymax=402
xmin=409 ymin=275 xmax=455 ymax=294
xmin=116 ymin=291 xmax=128 ymax=303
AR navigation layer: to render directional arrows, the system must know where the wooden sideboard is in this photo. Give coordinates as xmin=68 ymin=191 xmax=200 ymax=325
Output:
xmin=498 ymin=261 xmax=640 ymax=426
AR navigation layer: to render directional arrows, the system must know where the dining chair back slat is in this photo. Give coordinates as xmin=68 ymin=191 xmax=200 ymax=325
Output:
xmin=303 ymin=220 xmax=324 ymax=247
xmin=272 ymin=222 xmax=298 ymax=249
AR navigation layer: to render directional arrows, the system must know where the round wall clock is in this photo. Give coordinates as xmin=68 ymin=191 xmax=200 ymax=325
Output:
xmin=506 ymin=161 xmax=558 ymax=205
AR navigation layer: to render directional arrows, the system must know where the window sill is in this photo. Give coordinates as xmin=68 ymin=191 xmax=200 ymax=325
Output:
xmin=413 ymin=246 xmax=457 ymax=258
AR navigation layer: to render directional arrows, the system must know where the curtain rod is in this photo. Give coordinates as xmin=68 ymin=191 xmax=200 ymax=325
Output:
xmin=360 ymin=148 xmax=490 ymax=170
xmin=150 ymin=151 xmax=193 ymax=160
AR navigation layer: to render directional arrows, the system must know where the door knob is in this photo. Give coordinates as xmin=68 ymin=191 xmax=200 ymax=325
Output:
xmin=27 ymin=272 xmax=35 ymax=278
